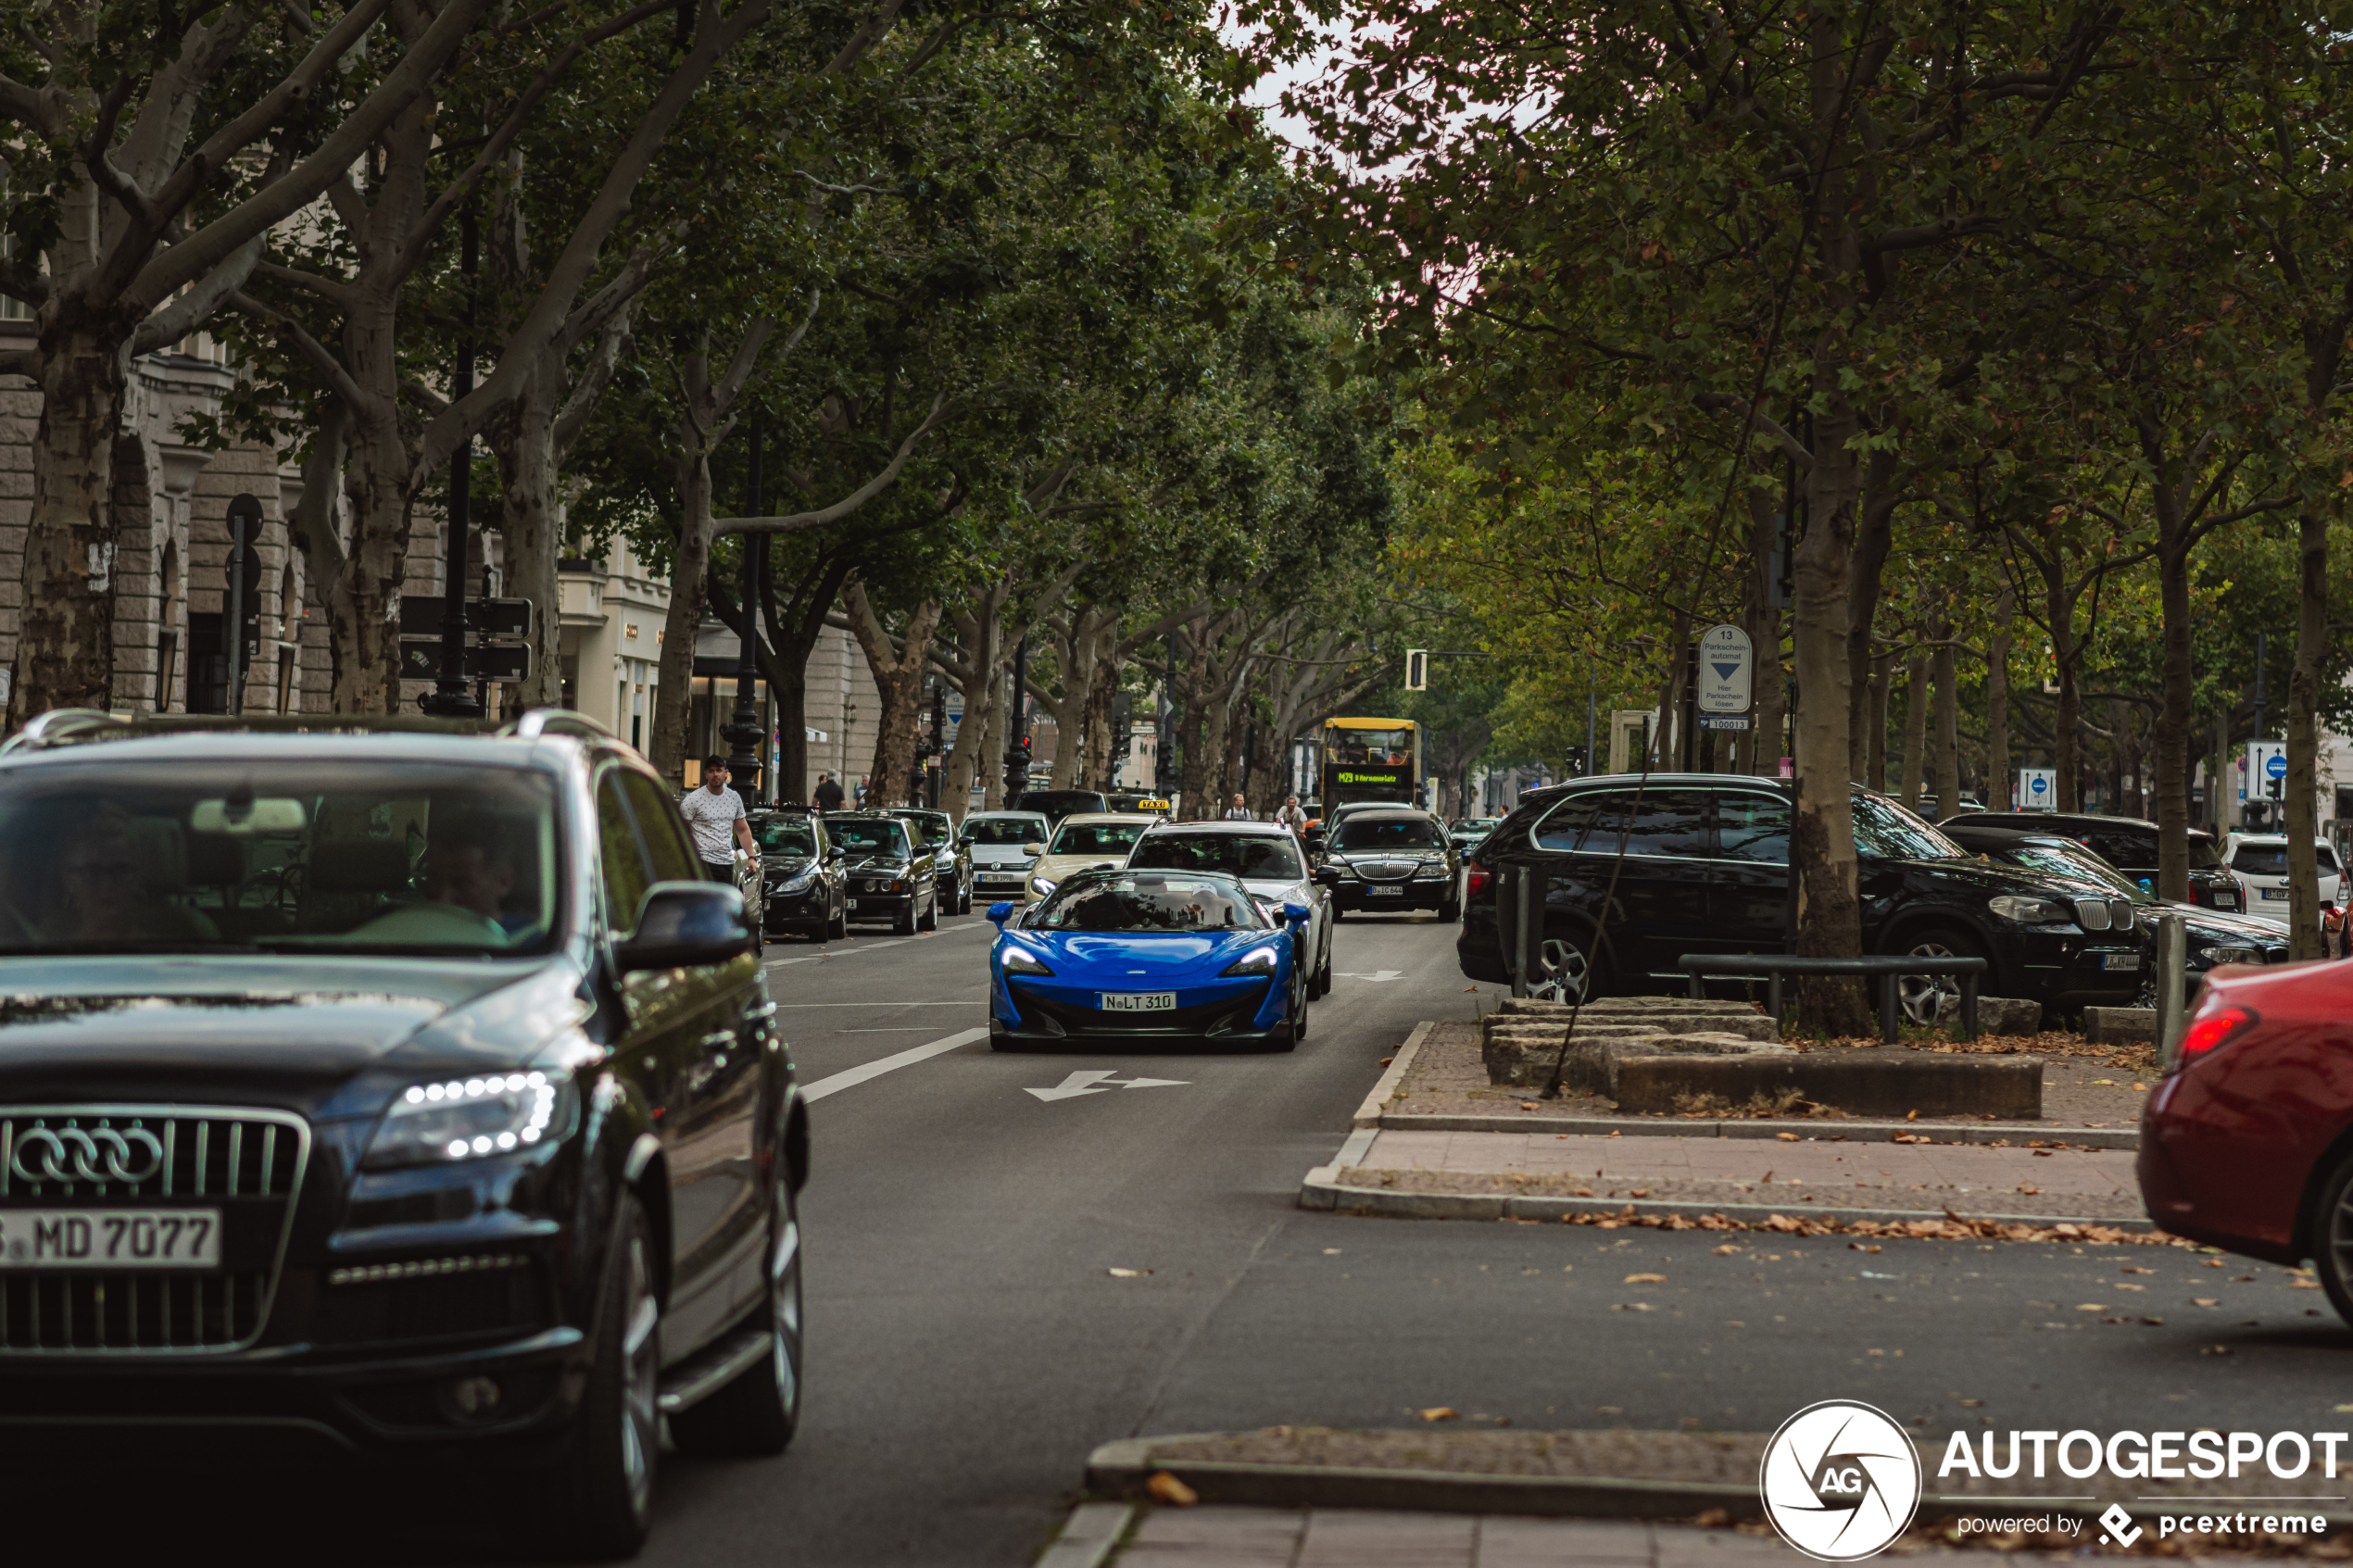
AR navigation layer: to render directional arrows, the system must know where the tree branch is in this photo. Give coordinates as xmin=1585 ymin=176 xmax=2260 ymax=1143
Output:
xmin=715 ymin=395 xmax=950 ymax=536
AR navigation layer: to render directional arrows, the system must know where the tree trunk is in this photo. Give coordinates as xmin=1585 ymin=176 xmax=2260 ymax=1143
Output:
xmin=1985 ymin=586 xmax=2013 ymax=810
xmin=1082 ymin=631 xmax=1119 ymax=790
xmin=1866 ymin=652 xmax=1891 ymax=792
xmin=1898 ymin=648 xmax=1928 ymax=809
xmin=493 ymin=361 xmax=567 ymax=708
xmin=1746 ymin=494 xmax=1785 ymax=780
xmin=11 ymin=324 xmax=134 ymax=722
xmin=1931 ymin=625 xmax=1958 ymax=820
xmin=843 ymin=583 xmax=941 ymax=809
xmin=1176 ymin=626 xmax=1212 ymax=809
xmin=651 ymin=445 xmax=715 ymax=784
xmin=2287 ymin=504 xmax=2327 ymax=959
xmin=1843 ymin=489 xmax=1897 ymax=783
xmin=940 ymin=596 xmax=1003 ymax=819
xmin=979 ymin=666 xmax=1006 ymax=812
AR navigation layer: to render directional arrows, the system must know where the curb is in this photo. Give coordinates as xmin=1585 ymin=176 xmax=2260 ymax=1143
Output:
xmin=1296 ymin=1167 xmax=2158 ymax=1231
xmin=1086 ymin=1436 xmax=2353 ymax=1533
xmin=1379 ymin=1112 xmax=2138 ymax=1151
xmin=1353 ymin=1022 xmax=1433 ymax=1129
xmin=1084 ymin=1436 xmax=1759 ymax=1521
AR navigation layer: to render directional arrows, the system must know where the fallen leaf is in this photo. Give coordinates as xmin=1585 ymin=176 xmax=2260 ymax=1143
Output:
xmin=2133 ymin=1083 xmax=2147 ymax=1091
xmin=1629 ymin=1187 xmax=1653 ymax=1198
xmin=1614 ymin=1302 xmax=1655 ymax=1311
xmin=1379 ymin=1057 xmax=1394 ymax=1066
xmin=1777 ymin=1132 xmax=1800 ymax=1142
xmin=1850 ymin=1242 xmax=1882 ymax=1253
xmin=1957 ymin=1399 xmax=1984 ymax=1408
xmin=2291 ymin=1279 xmax=2322 ymax=1290
xmin=2092 ymin=1079 xmax=2116 ymax=1085
xmin=2121 ymin=1266 xmax=2154 ymax=1274
xmin=2201 ymin=1344 xmax=2233 ymax=1356
xmin=1107 ymin=1267 xmax=1152 ymax=1278
xmin=1419 ymin=1406 xmax=1458 ymax=1422
xmin=1323 ymin=1248 xmax=1342 ymax=1255
xmin=2141 ymin=1317 xmax=2165 ymax=1326
xmin=2075 ymin=1303 xmax=2107 ymax=1311
xmin=1713 ymin=1244 xmax=1743 ymax=1255
xmin=1868 ymin=1348 xmax=1884 ymax=1356
xmin=1573 ymin=1187 xmax=1593 ymax=1198
xmin=2193 ymin=1298 xmax=2220 ymax=1307
xmin=2206 ymin=1259 xmax=2226 ymax=1268
xmin=2113 ymin=1283 xmax=2145 ymax=1292
xmin=1624 ymin=1273 xmax=1667 ymax=1284
xmin=1147 ymin=1472 xmax=1199 ymax=1506
xmin=2016 ymin=1185 xmax=2042 ymax=1196
xmin=1694 ymin=1509 xmax=1731 ymax=1527
xmin=1520 ymin=1101 xmax=1541 ymax=1110
xmin=1906 ymin=1110 xmax=1919 ymax=1122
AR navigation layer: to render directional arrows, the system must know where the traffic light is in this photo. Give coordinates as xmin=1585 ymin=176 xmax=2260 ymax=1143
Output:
xmin=1404 ymin=649 xmax=1428 ymax=691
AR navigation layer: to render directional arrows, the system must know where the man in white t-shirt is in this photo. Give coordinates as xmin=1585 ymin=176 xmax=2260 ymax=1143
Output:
xmin=1274 ymin=796 xmax=1308 ymax=834
xmin=1223 ymin=794 xmax=1252 ymax=822
xmin=681 ymin=755 xmax=758 ymax=881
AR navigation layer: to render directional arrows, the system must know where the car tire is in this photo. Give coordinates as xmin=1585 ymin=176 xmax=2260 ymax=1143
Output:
xmin=1437 ymin=896 xmax=1462 ymax=922
xmin=1895 ymin=924 xmax=1985 ymax=1028
xmin=989 ymin=1022 xmax=1018 ymax=1051
xmin=538 ymin=1194 xmax=661 ymax=1561
xmin=918 ymin=892 xmax=938 ymax=932
xmin=2308 ymin=1150 xmax=2353 ymax=1329
xmin=1290 ymin=970 xmax=1310 ymax=1040
xmin=828 ymin=900 xmax=848 ymax=942
xmin=893 ymin=899 xmax=917 ymax=935
xmin=1530 ymin=929 xmax=1607 ymax=1005
xmin=670 ymin=1174 xmax=803 ymax=1457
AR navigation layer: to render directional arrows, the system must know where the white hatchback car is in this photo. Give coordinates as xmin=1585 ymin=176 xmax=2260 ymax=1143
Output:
xmin=2221 ymin=833 xmax=2343 ymax=927
xmin=959 ymin=810 xmax=1051 ymax=905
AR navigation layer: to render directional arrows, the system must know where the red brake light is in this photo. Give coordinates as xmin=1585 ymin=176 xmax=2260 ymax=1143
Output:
xmin=1466 ymin=866 xmax=1492 ymax=901
xmin=2178 ymin=1003 xmax=2259 ymax=1063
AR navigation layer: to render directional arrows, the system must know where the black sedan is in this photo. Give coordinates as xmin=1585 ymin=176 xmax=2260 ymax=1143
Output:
xmin=1939 ymin=809 xmax=2245 ymax=912
xmin=1316 ymin=808 xmax=1462 ymax=920
xmin=0 ymin=709 xmax=805 ymax=1559
xmin=1941 ymin=822 xmax=2286 ymax=995
xmin=752 ymin=808 xmax=847 ymax=941
xmin=824 ymin=813 xmax=938 ymax=933
xmin=1458 ymin=775 xmax=2148 ymax=1022
xmin=888 ymin=808 xmax=972 ymax=916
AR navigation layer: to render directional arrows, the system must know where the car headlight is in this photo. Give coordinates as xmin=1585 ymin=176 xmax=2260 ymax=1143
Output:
xmin=1221 ymin=946 xmax=1280 ymax=976
xmin=2203 ymin=945 xmax=2265 ymax=967
xmin=773 ymin=868 xmax=816 ymax=894
xmin=363 ymin=1072 xmax=573 ymax=1170
xmin=1000 ymin=945 xmax=1054 ymax=976
xmin=1030 ymin=878 xmax=1058 ymax=897
xmin=1988 ymin=894 xmax=2075 ymax=925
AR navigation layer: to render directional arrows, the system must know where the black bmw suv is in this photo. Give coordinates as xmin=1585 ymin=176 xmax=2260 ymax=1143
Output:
xmin=0 ymin=710 xmax=807 ymax=1559
xmin=1459 ymin=775 xmax=2149 ymax=1022
xmin=1937 ymin=809 xmax=2243 ymax=911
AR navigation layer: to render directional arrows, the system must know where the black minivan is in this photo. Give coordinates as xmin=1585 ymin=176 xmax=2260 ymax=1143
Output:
xmin=1459 ymin=775 xmax=2149 ymax=1023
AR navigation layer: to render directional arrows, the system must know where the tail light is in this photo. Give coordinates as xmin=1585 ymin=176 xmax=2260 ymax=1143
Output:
xmin=2171 ymin=1002 xmax=2259 ymax=1073
xmin=1466 ymin=866 xmax=1492 ymax=902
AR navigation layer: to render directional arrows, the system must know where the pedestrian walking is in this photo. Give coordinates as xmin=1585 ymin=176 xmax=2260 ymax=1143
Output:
xmin=2326 ymin=902 xmax=2347 ymax=960
xmin=1274 ymin=795 xmax=1307 ymax=834
xmin=681 ymin=755 xmax=758 ymax=882
xmin=1224 ymin=793 xmax=1252 ymax=822
xmin=813 ymin=771 xmax=845 ymax=813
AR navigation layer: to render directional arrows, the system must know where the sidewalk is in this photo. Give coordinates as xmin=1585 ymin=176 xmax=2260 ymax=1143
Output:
xmin=1335 ymin=1128 xmax=2145 ymax=1224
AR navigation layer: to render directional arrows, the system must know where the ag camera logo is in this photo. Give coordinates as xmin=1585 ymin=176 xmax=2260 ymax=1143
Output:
xmin=1760 ymin=1399 xmax=1923 ymax=1562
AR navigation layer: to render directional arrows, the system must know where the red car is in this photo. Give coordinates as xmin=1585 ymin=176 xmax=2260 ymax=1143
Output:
xmin=2139 ymin=959 xmax=2353 ymax=1319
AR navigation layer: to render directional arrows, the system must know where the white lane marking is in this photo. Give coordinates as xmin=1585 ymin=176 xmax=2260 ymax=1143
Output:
xmin=763 ymin=923 xmax=991 ymax=969
xmin=1335 ymin=969 xmax=1404 ymax=982
xmin=801 ymin=1027 xmax=990 ymax=1102
xmin=774 ymin=1001 xmax=988 ymax=1008
xmin=1025 ymin=1070 xmax=1189 ymax=1102
xmin=840 ymin=1026 xmax=969 ymax=1033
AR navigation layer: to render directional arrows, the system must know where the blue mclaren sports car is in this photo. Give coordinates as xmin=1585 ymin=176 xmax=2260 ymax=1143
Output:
xmin=987 ymin=868 xmax=1311 ymax=1051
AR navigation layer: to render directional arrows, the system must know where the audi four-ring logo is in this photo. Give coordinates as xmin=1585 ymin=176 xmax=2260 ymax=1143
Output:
xmin=9 ymin=1125 xmax=165 ymax=1185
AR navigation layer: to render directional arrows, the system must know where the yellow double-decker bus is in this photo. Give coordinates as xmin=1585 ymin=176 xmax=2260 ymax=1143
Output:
xmin=1316 ymin=717 xmax=1422 ymax=809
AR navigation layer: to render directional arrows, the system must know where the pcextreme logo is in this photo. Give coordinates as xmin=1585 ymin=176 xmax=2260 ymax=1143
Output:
xmin=1759 ymin=1400 xmax=1923 ymax=1562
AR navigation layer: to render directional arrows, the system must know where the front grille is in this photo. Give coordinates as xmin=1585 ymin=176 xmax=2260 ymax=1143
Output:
xmin=315 ymin=1255 xmax=547 ymax=1347
xmin=0 ymin=1107 xmax=308 ymax=1355
xmin=2071 ymin=897 xmax=2136 ymax=932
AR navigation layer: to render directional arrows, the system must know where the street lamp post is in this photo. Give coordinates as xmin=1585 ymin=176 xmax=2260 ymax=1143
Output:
xmin=421 ymin=212 xmax=484 ymax=721
xmin=723 ymin=415 xmax=767 ymax=804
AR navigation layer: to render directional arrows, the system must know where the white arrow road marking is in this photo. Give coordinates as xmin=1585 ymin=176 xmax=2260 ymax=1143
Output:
xmin=1025 ymin=1071 xmax=1191 ymax=1102
xmin=1336 ymin=969 xmax=1404 ymax=982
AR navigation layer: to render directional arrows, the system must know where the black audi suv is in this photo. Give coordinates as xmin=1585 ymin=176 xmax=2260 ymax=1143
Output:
xmin=0 ymin=709 xmax=806 ymax=1559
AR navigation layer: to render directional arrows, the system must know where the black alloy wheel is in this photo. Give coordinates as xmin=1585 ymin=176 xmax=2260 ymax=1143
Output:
xmin=538 ymin=1195 xmax=661 ymax=1560
xmin=1897 ymin=925 xmax=1985 ymax=1028
xmin=670 ymin=1173 xmax=805 ymax=1455
xmin=2308 ymin=1150 xmax=2353 ymax=1330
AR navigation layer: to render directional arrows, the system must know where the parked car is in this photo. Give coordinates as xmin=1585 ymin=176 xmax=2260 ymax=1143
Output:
xmin=1939 ymin=809 xmax=2245 ymax=912
xmin=1940 ymin=822 xmax=2286 ymax=997
xmin=824 ymin=813 xmax=938 ymax=933
xmin=751 ymin=807 xmax=847 ymax=941
xmin=1023 ymin=813 xmax=1160 ymax=904
xmin=1450 ymin=816 xmax=1504 ymax=853
xmin=1126 ymin=820 xmax=1334 ymax=997
xmin=959 ymin=810 xmax=1051 ymax=905
xmin=0 ymin=709 xmax=804 ymax=1557
xmin=1319 ymin=809 xmax=1462 ymax=921
xmin=1103 ymin=790 xmax=1175 ymax=817
xmin=1460 ymin=775 xmax=2148 ymax=1023
xmin=986 ymin=869 xmax=1310 ymax=1051
xmin=2220 ymin=832 xmax=2345 ymax=928
xmin=888 ymin=808 xmax=972 ymax=916
xmin=1012 ymin=789 xmax=1107 ymax=828
xmin=1913 ymin=792 xmax=1984 ymax=820
xmin=2139 ymin=960 xmax=2353 ymax=1322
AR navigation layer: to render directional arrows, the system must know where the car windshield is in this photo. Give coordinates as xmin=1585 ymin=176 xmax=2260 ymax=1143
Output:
xmin=1997 ymin=841 xmax=2153 ymax=903
xmin=1048 ymin=821 xmax=1148 ymax=856
xmin=962 ymin=817 xmax=1045 ymax=847
xmin=1021 ymin=792 xmax=1106 ymax=820
xmin=892 ymin=812 xmax=951 ymax=847
xmin=1128 ymin=832 xmax=1304 ymax=881
xmin=1028 ymin=872 xmax=1267 ymax=931
xmin=0 ymin=761 xmax=560 ymax=955
xmin=829 ymin=820 xmax=910 ymax=856
xmin=1852 ymin=795 xmax=1967 ymax=859
xmin=1326 ymin=727 xmax=1414 ymax=764
xmin=753 ymin=819 xmax=817 ymax=856
xmin=2187 ymin=834 xmax=2223 ymax=871
xmin=1335 ymin=817 xmax=1446 ymax=850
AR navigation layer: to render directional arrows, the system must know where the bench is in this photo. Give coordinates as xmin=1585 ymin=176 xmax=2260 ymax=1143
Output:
xmin=1677 ymin=953 xmax=1987 ymax=1044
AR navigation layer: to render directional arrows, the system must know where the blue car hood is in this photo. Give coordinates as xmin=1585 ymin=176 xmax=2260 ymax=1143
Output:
xmin=1028 ymin=930 xmax=1269 ymax=977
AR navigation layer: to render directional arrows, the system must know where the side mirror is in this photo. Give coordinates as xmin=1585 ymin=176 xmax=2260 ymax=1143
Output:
xmin=1282 ymin=902 xmax=1311 ymax=925
xmin=1315 ymin=865 xmax=1342 ymax=888
xmin=1022 ymin=842 xmax=1046 ymax=857
xmin=616 ymin=883 xmax=752 ymax=972
xmin=987 ymin=901 xmax=1014 ymax=926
